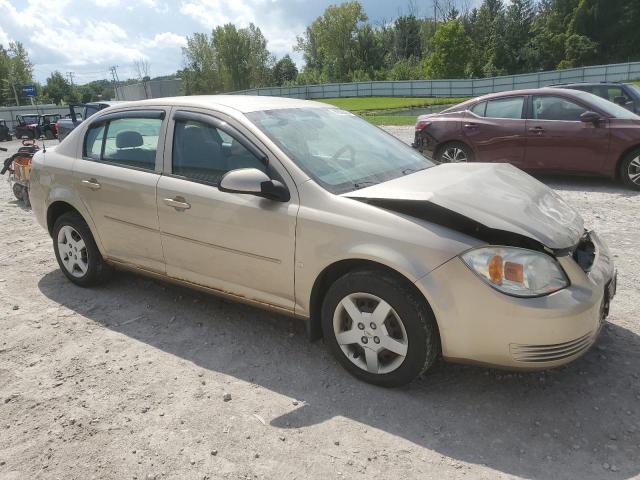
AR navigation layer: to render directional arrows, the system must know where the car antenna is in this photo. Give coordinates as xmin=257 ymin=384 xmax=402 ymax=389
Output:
xmin=40 ymin=135 xmax=46 ymax=153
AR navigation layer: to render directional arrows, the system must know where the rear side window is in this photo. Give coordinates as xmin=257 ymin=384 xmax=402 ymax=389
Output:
xmin=485 ymin=97 xmax=524 ymax=119
xmin=470 ymin=102 xmax=486 ymax=117
xmin=84 ymin=116 xmax=162 ymax=171
xmin=85 ymin=124 xmax=105 ymax=160
xmin=532 ymin=96 xmax=587 ymax=121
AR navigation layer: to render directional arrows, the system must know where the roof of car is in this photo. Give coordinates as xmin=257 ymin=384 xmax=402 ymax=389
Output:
xmin=453 ymin=87 xmax=591 ymax=107
xmin=117 ymin=95 xmax=332 ymax=113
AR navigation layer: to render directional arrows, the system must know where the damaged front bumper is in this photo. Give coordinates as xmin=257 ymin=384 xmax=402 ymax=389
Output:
xmin=415 ymin=230 xmax=616 ymax=370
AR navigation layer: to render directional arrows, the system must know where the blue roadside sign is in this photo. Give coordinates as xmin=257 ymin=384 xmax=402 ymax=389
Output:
xmin=21 ymin=85 xmax=37 ymax=97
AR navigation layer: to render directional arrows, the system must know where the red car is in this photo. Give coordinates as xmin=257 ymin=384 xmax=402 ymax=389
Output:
xmin=413 ymin=87 xmax=640 ymax=190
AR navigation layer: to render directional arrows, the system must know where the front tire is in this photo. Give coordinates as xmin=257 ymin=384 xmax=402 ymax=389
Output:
xmin=619 ymin=148 xmax=640 ymax=190
xmin=436 ymin=141 xmax=474 ymax=163
xmin=52 ymin=212 xmax=111 ymax=286
xmin=321 ymin=269 xmax=440 ymax=387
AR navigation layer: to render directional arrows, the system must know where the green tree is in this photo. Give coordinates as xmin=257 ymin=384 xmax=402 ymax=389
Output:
xmin=0 ymin=41 xmax=34 ymax=106
xmin=182 ymin=32 xmax=221 ymax=95
xmin=424 ymin=20 xmax=472 ymax=79
xmin=393 ymin=15 xmax=422 ymax=61
xmin=272 ymin=55 xmax=298 ymax=86
xmin=42 ymin=71 xmax=75 ymax=105
xmin=295 ymin=1 xmax=368 ymax=82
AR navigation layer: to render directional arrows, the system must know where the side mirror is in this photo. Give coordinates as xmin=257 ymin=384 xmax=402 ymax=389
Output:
xmin=580 ymin=111 xmax=601 ymax=124
xmin=219 ymin=168 xmax=290 ymax=202
xmin=613 ymin=96 xmax=627 ymax=106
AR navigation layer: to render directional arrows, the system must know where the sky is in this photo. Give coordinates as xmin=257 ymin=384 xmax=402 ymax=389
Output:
xmin=0 ymin=0 xmax=446 ymax=84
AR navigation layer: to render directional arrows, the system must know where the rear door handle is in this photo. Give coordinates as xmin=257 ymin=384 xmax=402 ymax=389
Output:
xmin=163 ymin=196 xmax=191 ymax=211
xmin=528 ymin=126 xmax=545 ymax=135
xmin=81 ymin=178 xmax=101 ymax=190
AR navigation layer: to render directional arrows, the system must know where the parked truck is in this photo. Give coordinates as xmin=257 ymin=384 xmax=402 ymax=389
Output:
xmin=56 ymin=101 xmax=123 ymax=141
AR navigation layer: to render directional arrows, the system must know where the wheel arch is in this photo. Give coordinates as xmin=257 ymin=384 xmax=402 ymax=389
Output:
xmin=306 ymin=258 xmax=439 ymax=342
xmin=615 ymin=144 xmax=640 ymax=179
xmin=47 ymin=200 xmax=82 ymax=236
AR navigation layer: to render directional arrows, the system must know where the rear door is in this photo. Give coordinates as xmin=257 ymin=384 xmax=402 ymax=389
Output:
xmin=73 ymin=109 xmax=167 ymax=273
xmin=524 ymin=95 xmax=610 ymax=173
xmin=462 ymin=95 xmax=527 ymax=166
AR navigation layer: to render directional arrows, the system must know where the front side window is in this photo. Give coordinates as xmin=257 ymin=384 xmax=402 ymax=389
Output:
xmin=83 ymin=116 xmax=162 ymax=170
xmin=532 ymin=96 xmax=587 ymax=121
xmin=172 ymin=120 xmax=266 ymax=185
xmin=247 ymin=108 xmax=434 ymax=194
xmin=485 ymin=96 xmax=525 ymax=119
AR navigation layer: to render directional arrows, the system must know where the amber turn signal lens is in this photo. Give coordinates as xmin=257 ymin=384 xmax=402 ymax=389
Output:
xmin=488 ymin=255 xmax=503 ymax=284
xmin=504 ymin=261 xmax=524 ymax=283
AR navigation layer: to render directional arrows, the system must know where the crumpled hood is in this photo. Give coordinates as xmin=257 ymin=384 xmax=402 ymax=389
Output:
xmin=345 ymin=163 xmax=584 ymax=251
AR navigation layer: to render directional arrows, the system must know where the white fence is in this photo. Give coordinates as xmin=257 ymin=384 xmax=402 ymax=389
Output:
xmin=232 ymin=61 xmax=640 ymax=99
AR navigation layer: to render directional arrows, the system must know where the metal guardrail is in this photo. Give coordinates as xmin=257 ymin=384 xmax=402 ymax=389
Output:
xmin=231 ymin=61 xmax=640 ymax=99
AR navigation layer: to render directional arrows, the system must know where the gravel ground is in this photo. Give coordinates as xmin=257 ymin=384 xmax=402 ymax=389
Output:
xmin=1 ymin=133 xmax=639 ymax=480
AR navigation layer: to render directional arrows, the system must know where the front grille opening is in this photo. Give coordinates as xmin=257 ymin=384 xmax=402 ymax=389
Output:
xmin=573 ymin=232 xmax=595 ymax=272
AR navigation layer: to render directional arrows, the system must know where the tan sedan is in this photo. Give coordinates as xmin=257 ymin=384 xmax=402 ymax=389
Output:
xmin=29 ymin=96 xmax=616 ymax=386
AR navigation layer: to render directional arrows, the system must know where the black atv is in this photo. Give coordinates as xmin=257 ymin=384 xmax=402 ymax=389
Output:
xmin=0 ymin=120 xmax=11 ymax=141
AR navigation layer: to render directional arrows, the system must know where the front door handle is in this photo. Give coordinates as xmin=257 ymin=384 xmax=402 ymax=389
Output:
xmin=528 ymin=126 xmax=545 ymax=135
xmin=81 ymin=178 xmax=101 ymax=190
xmin=464 ymin=123 xmax=478 ymax=129
xmin=163 ymin=196 xmax=191 ymax=211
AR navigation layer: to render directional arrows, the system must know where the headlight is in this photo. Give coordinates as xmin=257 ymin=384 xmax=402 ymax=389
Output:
xmin=461 ymin=246 xmax=569 ymax=297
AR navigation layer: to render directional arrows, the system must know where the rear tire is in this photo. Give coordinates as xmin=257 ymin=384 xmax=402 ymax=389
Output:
xmin=12 ymin=183 xmax=24 ymax=201
xmin=321 ymin=269 xmax=440 ymax=387
xmin=436 ymin=141 xmax=474 ymax=163
xmin=619 ymin=148 xmax=640 ymax=190
xmin=52 ymin=212 xmax=111 ymax=287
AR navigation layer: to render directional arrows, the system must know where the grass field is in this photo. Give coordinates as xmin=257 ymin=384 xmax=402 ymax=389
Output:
xmin=318 ymin=96 xmax=467 ymax=112
xmin=364 ymin=115 xmax=418 ymax=126
xmin=317 ymin=96 xmax=466 ymax=125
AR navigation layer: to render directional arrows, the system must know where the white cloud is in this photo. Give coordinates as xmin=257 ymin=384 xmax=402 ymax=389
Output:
xmin=0 ymin=25 xmax=10 ymax=46
xmin=143 ymin=32 xmax=188 ymax=49
xmin=179 ymin=0 xmax=303 ymax=58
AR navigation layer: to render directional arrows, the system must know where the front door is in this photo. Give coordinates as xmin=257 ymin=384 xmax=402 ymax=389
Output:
xmin=524 ymin=95 xmax=610 ymax=173
xmin=156 ymin=110 xmax=298 ymax=311
xmin=73 ymin=110 xmax=167 ymax=273
xmin=462 ymin=95 xmax=527 ymax=166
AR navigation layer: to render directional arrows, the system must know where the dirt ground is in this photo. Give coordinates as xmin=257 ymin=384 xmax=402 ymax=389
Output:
xmin=0 ymin=133 xmax=639 ymax=480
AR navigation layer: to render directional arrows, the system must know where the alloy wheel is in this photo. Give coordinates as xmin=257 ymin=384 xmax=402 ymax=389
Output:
xmin=440 ymin=146 xmax=468 ymax=163
xmin=332 ymin=292 xmax=408 ymax=375
xmin=57 ymin=225 xmax=89 ymax=278
xmin=628 ymin=155 xmax=640 ymax=185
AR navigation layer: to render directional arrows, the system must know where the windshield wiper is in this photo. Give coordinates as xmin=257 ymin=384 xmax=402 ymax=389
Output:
xmin=402 ymin=167 xmax=428 ymax=175
xmin=353 ymin=181 xmax=377 ymax=190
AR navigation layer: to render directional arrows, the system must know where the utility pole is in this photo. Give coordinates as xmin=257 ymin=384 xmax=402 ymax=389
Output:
xmin=66 ymin=72 xmax=75 ymax=86
xmin=109 ymin=66 xmax=120 ymax=100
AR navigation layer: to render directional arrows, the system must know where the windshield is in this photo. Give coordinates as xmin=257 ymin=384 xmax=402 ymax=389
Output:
xmin=246 ymin=107 xmax=434 ymax=194
xmin=20 ymin=115 xmax=39 ymax=124
xmin=572 ymin=89 xmax=640 ymax=120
